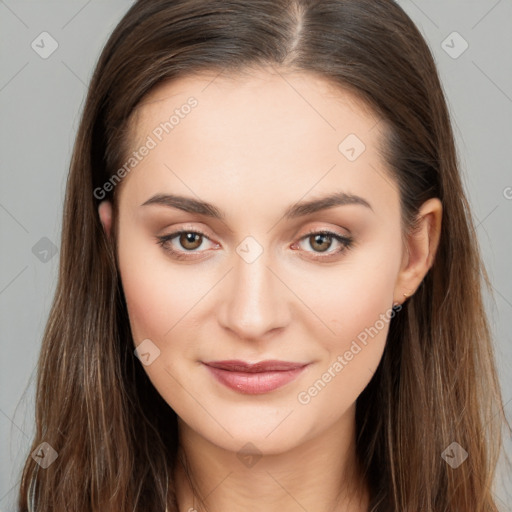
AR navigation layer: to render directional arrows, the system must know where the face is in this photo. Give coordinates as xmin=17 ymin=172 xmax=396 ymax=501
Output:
xmin=110 ymin=67 xmax=408 ymax=455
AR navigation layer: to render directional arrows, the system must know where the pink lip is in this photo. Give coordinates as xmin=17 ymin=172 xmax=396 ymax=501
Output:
xmin=203 ymin=360 xmax=310 ymax=394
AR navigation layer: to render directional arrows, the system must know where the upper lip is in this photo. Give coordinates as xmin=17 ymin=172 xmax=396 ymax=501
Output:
xmin=203 ymin=360 xmax=309 ymax=373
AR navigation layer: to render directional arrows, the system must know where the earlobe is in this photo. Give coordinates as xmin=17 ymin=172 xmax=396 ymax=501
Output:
xmin=98 ymin=200 xmax=113 ymax=238
xmin=393 ymin=198 xmax=442 ymax=304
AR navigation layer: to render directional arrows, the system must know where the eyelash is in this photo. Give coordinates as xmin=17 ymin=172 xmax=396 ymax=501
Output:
xmin=155 ymin=228 xmax=354 ymax=262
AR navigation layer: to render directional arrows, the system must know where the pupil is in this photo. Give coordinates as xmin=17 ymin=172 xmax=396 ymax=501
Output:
xmin=182 ymin=233 xmax=200 ymax=249
xmin=313 ymin=234 xmax=330 ymax=252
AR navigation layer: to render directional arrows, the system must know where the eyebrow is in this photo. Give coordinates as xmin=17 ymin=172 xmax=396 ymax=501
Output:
xmin=141 ymin=191 xmax=373 ymax=219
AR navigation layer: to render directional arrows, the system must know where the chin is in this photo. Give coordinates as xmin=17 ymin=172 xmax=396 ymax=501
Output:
xmin=179 ymin=404 xmax=319 ymax=457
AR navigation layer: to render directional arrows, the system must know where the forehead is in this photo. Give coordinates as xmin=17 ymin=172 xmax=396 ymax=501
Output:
xmin=118 ymin=67 xmax=398 ymax=221
xmin=130 ymin=67 xmax=380 ymax=147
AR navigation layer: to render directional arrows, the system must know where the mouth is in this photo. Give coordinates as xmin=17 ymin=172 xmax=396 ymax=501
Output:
xmin=202 ymin=359 xmax=310 ymax=394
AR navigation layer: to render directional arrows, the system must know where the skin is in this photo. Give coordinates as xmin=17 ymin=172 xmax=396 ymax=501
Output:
xmin=98 ymin=66 xmax=442 ymax=512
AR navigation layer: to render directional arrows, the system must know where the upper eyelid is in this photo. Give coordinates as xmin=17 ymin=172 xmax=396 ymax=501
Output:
xmin=159 ymin=219 xmax=351 ymax=237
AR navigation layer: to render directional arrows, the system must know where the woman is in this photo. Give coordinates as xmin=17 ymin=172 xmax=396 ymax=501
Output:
xmin=17 ymin=0 xmax=510 ymax=511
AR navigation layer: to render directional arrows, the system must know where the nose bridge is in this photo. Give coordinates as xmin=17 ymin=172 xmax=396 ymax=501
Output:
xmin=218 ymin=236 xmax=289 ymax=340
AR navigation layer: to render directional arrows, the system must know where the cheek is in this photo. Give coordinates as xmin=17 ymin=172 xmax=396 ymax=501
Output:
xmin=295 ymin=291 xmax=394 ymax=416
xmin=298 ymin=245 xmax=400 ymax=351
xmin=293 ymin=236 xmax=401 ymax=406
xmin=117 ymin=225 xmax=206 ymax=344
xmin=119 ymin=251 xmax=174 ymax=344
xmin=117 ymin=231 xmax=199 ymax=403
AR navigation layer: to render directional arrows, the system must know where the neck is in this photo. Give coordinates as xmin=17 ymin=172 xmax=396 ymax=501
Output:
xmin=172 ymin=404 xmax=369 ymax=512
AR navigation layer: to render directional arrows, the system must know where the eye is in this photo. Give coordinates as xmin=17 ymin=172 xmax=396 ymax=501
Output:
xmin=156 ymin=229 xmax=218 ymax=260
xmin=291 ymin=229 xmax=354 ymax=261
xmin=156 ymin=228 xmax=354 ymax=261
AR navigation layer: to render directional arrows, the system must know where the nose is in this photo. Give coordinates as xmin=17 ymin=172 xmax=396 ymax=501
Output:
xmin=217 ymin=247 xmax=291 ymax=342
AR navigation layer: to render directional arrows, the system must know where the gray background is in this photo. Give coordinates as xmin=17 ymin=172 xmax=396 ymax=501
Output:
xmin=1 ymin=0 xmax=511 ymax=510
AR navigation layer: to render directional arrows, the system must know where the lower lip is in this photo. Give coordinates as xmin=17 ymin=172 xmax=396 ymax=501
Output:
xmin=203 ymin=364 xmax=308 ymax=394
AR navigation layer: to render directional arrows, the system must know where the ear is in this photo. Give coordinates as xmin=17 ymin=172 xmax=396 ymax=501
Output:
xmin=393 ymin=198 xmax=442 ymax=304
xmin=98 ymin=200 xmax=113 ymax=238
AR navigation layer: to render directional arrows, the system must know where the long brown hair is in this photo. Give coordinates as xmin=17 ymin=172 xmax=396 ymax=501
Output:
xmin=17 ymin=0 xmax=510 ymax=510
